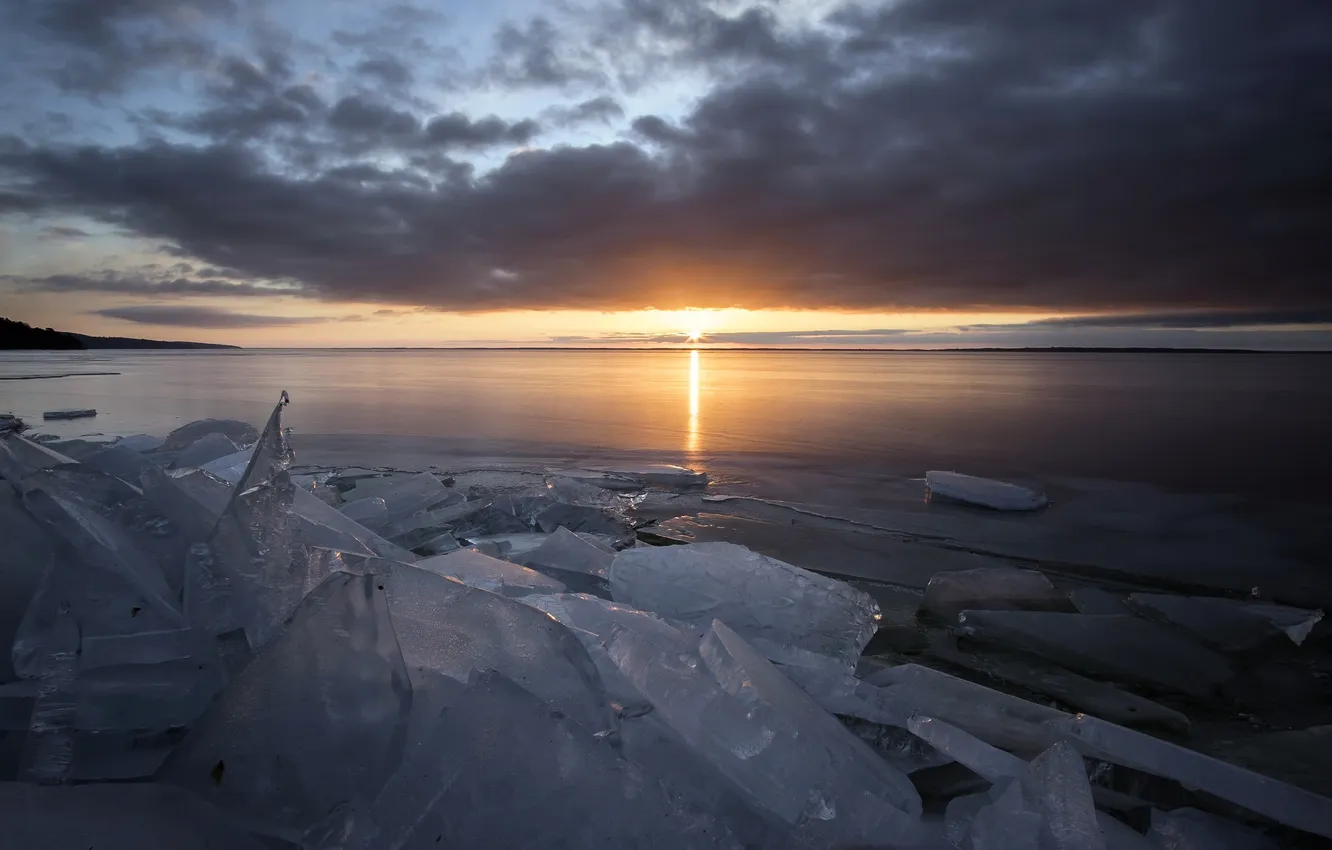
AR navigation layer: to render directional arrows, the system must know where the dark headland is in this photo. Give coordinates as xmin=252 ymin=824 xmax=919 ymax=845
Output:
xmin=0 ymin=317 xmax=240 ymax=350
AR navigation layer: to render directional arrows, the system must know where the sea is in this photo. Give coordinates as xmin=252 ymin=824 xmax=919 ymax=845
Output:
xmin=2 ymin=348 xmax=1327 ymax=504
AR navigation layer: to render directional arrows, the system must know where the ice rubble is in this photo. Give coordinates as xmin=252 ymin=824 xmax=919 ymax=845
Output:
xmin=2 ymin=400 xmax=1331 ymax=849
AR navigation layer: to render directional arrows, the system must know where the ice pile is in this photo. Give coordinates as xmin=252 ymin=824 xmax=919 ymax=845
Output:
xmin=2 ymin=401 xmax=1330 ymax=849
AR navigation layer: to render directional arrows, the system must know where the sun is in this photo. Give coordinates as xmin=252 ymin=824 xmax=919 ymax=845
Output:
xmin=686 ymin=329 xmax=704 ymax=342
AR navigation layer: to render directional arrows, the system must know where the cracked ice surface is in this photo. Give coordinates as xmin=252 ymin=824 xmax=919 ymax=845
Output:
xmin=611 ymin=542 xmax=881 ymax=669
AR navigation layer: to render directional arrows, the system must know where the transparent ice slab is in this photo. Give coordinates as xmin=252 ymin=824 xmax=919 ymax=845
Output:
xmin=171 ymin=432 xmax=240 ymax=470
xmin=925 ymin=471 xmax=1048 ymax=511
xmin=414 ymin=546 xmax=566 ymax=598
xmin=1127 ymin=593 xmax=1324 ymax=652
xmin=160 ymin=572 xmax=412 ymax=840
xmin=611 ymin=542 xmax=881 ymax=668
xmin=162 ymin=418 xmax=259 ymax=452
xmin=521 ymin=525 xmax=612 ymax=578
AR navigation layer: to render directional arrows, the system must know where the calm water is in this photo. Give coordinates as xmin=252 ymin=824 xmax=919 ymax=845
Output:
xmin=2 ymin=349 xmax=1328 ymax=502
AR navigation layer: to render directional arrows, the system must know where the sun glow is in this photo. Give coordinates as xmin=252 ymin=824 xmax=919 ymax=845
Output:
xmin=687 ymin=329 xmax=704 ymax=342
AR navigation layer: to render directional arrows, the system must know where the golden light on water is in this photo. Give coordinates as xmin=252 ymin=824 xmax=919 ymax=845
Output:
xmin=686 ymin=348 xmax=701 ymax=457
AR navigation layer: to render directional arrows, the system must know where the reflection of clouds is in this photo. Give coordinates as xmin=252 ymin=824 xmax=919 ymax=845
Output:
xmin=686 ymin=349 xmax=700 ymax=457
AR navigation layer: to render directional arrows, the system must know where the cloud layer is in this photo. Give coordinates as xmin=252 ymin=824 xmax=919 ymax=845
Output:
xmin=2 ymin=0 xmax=1330 ymax=317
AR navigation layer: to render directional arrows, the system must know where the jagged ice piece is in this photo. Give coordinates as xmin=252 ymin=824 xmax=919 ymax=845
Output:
xmin=415 ymin=546 xmax=566 ymax=597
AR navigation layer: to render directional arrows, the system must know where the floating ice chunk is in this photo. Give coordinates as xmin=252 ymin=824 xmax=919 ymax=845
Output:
xmin=162 ymin=418 xmax=258 ymax=452
xmin=1070 ymin=587 xmax=1133 ymax=616
xmin=161 ymin=573 xmax=411 ymax=840
xmin=0 ymin=782 xmax=274 ymax=850
xmin=925 ymin=471 xmax=1048 ymax=511
xmin=957 ymin=611 xmax=1233 ymax=697
xmin=611 ymin=542 xmax=881 ymax=667
xmin=926 ymin=641 xmax=1190 ymax=733
xmin=1050 ymin=713 xmax=1332 ymax=840
xmin=522 ymin=525 xmax=613 ymax=578
xmin=1147 ymin=807 xmax=1282 ymax=850
xmin=339 ymin=495 xmax=387 ymax=526
xmin=42 ymin=408 xmax=97 ymax=420
xmin=592 ymin=462 xmax=708 ymax=487
xmin=376 ymin=562 xmax=609 ymax=729
xmin=354 ymin=670 xmax=747 ymax=850
xmin=907 ymin=716 xmax=1027 ymax=782
xmin=171 ymin=432 xmax=239 ymax=469
xmin=415 ymin=547 xmax=566 ymax=598
xmin=117 ymin=433 xmax=164 ymax=453
xmin=1128 ymin=593 xmax=1324 ymax=652
xmin=919 ymin=567 xmax=1071 ymax=620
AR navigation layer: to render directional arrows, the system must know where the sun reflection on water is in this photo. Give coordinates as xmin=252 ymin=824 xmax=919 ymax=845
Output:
xmin=686 ymin=349 xmax=701 ymax=457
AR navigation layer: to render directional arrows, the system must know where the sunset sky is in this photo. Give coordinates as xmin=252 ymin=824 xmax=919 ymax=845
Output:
xmin=1 ymin=0 xmax=1329 ymax=348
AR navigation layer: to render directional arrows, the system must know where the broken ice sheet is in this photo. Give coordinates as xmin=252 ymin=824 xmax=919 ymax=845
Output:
xmin=1050 ymin=713 xmax=1332 ymax=840
xmin=292 ymin=487 xmax=415 ymax=562
xmin=956 ymin=610 xmax=1234 ymax=698
xmin=374 ymin=562 xmax=609 ymax=730
xmin=171 ymin=432 xmax=240 ymax=470
xmin=351 ymin=670 xmax=752 ymax=850
xmin=415 ymin=546 xmax=566 ymax=598
xmin=521 ymin=525 xmax=613 ymax=578
xmin=161 ymin=573 xmax=411 ymax=840
xmin=611 ymin=542 xmax=881 ymax=668
xmin=338 ymin=495 xmax=387 ymax=526
xmin=1127 ymin=592 xmax=1324 ymax=652
xmin=162 ymin=418 xmax=259 ymax=452
xmin=918 ymin=566 xmax=1072 ymax=621
xmin=0 ymin=483 xmax=52 ymax=682
xmin=1 ymin=782 xmax=274 ymax=850
xmin=925 ymin=471 xmax=1048 ymax=511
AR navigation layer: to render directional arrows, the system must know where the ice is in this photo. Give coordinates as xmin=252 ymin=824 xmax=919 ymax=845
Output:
xmin=591 ymin=462 xmax=708 ymax=486
xmin=1024 ymin=741 xmax=1105 ymax=850
xmin=1050 ymin=713 xmax=1332 ymax=839
xmin=171 ymin=432 xmax=240 ymax=469
xmin=1146 ymin=807 xmax=1282 ymax=850
xmin=907 ymin=716 xmax=1026 ymax=781
xmin=0 ymin=782 xmax=275 ymax=850
xmin=79 ymin=444 xmax=156 ymax=483
xmin=1127 ymin=593 xmax=1324 ymax=652
xmin=42 ymin=408 xmax=97 ymax=420
xmin=161 ymin=573 xmax=412 ymax=840
xmin=347 ymin=670 xmax=749 ymax=850
xmin=138 ymin=466 xmax=231 ymax=544
xmin=1070 ymin=587 xmax=1133 ymax=616
xmin=379 ymin=498 xmax=486 ymax=543
xmin=343 ymin=471 xmax=452 ymax=519
xmin=0 ymin=483 xmax=52 ymax=682
xmin=521 ymin=525 xmax=613 ymax=578
xmin=161 ymin=418 xmax=259 ymax=452
xmin=927 ymin=641 xmax=1191 ymax=733
xmin=339 ymin=495 xmax=387 ymax=525
xmin=13 ymin=489 xmax=185 ymax=679
xmin=536 ymin=501 xmax=631 ymax=538
xmin=415 ymin=546 xmax=567 ymax=597
xmin=956 ymin=611 xmax=1234 ymax=698
xmin=611 ymin=542 xmax=881 ymax=668
xmin=292 ymin=487 xmax=416 ymax=561
xmin=117 ymin=433 xmax=164 ymax=453
xmin=919 ymin=567 xmax=1072 ymax=620
xmin=462 ymin=531 xmax=550 ymax=557
xmin=925 ymin=471 xmax=1048 ymax=511
xmin=418 ymin=531 xmax=461 ymax=554
xmin=199 ymin=445 xmax=255 ymax=481
xmin=376 ymin=562 xmax=610 ymax=729
xmin=1098 ymin=811 xmax=1155 ymax=850
xmin=967 ymin=778 xmax=1044 ymax=850
xmin=0 ymin=434 xmax=77 ymax=478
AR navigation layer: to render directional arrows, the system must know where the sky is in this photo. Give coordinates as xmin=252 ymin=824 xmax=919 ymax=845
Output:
xmin=0 ymin=0 xmax=1329 ymax=349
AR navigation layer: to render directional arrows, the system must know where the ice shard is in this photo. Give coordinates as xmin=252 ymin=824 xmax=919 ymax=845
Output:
xmin=80 ymin=444 xmax=157 ymax=483
xmin=338 ymin=495 xmax=387 ymax=526
xmin=172 ymin=432 xmax=240 ymax=469
xmin=0 ymin=483 xmax=52 ymax=682
xmin=162 ymin=418 xmax=258 ymax=452
xmin=611 ymin=542 xmax=881 ymax=668
xmin=536 ymin=502 xmax=631 ymax=538
xmin=1050 ymin=713 xmax=1332 ymax=839
xmin=1127 ymin=593 xmax=1324 ymax=652
xmin=1023 ymin=741 xmax=1105 ymax=850
xmin=375 ymin=562 xmax=609 ymax=730
xmin=117 ymin=433 xmax=165 ymax=453
xmin=925 ymin=471 xmax=1048 ymax=511
xmin=918 ymin=567 xmax=1072 ymax=620
xmin=415 ymin=546 xmax=566 ymax=597
xmin=160 ymin=573 xmax=412 ymax=840
xmin=522 ymin=525 xmax=613 ymax=578
xmin=0 ymin=434 xmax=77 ymax=479
xmin=292 ymin=487 xmax=415 ymax=561
xmin=1 ymin=782 xmax=274 ymax=850
xmin=906 ymin=716 xmax=1026 ymax=782
xmin=347 ymin=670 xmax=752 ymax=850
xmin=956 ymin=611 xmax=1233 ymax=697
xmin=342 ymin=472 xmax=452 ymax=517
xmin=967 ymin=778 xmax=1044 ymax=850
xmin=1146 ymin=807 xmax=1282 ymax=850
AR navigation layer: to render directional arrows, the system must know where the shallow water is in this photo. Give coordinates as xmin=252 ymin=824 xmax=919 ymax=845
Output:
xmin=2 ymin=348 xmax=1328 ymax=502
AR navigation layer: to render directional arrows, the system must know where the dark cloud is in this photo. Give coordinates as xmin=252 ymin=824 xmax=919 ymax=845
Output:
xmin=9 ymin=272 xmax=312 ymax=299
xmin=356 ymin=56 xmax=414 ymax=87
xmin=488 ymin=17 xmax=607 ymax=88
xmin=92 ymin=305 xmax=331 ymax=328
xmin=546 ymin=95 xmax=625 ymax=127
xmin=2 ymin=0 xmax=1331 ymax=317
xmin=40 ymin=225 xmax=91 ymax=239
xmin=1019 ymin=308 xmax=1332 ymax=329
